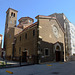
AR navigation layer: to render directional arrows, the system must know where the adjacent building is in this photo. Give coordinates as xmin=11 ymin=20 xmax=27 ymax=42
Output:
xmin=68 ymin=23 xmax=75 ymax=55
xmin=49 ymin=13 xmax=75 ymax=60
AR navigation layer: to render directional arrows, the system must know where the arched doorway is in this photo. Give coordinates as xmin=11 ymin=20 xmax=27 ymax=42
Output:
xmin=56 ymin=46 xmax=60 ymax=61
xmin=54 ymin=43 xmax=61 ymax=62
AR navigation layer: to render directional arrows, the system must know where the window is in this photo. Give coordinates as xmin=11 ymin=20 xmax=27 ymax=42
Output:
xmin=14 ymin=13 xmax=15 ymax=17
xmin=29 ymin=20 xmax=31 ymax=23
xmin=25 ymin=48 xmax=27 ymax=50
xmin=25 ymin=33 xmax=27 ymax=39
xmin=20 ymin=36 xmax=21 ymax=41
xmin=44 ymin=48 xmax=49 ymax=56
xmin=15 ymin=48 xmax=16 ymax=53
xmin=11 ymin=12 xmax=15 ymax=17
xmin=33 ymin=29 xmax=35 ymax=36
xmin=11 ymin=12 xmax=13 ymax=17
xmin=22 ymin=19 xmax=24 ymax=21
xmin=19 ymin=47 xmax=21 ymax=54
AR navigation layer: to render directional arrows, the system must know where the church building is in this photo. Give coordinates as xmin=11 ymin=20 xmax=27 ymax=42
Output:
xmin=4 ymin=8 xmax=65 ymax=63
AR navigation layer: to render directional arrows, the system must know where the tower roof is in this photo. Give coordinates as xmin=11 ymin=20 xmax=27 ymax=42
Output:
xmin=6 ymin=8 xmax=18 ymax=13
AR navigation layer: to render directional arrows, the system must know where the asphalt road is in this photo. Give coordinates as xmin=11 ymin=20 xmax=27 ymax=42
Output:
xmin=0 ymin=61 xmax=75 ymax=75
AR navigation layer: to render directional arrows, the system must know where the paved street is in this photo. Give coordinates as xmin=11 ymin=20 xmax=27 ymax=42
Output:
xmin=0 ymin=61 xmax=75 ymax=75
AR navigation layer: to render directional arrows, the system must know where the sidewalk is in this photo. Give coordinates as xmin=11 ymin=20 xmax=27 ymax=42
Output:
xmin=0 ymin=57 xmax=34 ymax=68
xmin=0 ymin=57 xmax=18 ymax=64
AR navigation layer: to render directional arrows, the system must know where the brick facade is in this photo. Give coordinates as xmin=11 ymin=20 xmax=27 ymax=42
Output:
xmin=36 ymin=15 xmax=65 ymax=63
xmin=4 ymin=8 xmax=65 ymax=63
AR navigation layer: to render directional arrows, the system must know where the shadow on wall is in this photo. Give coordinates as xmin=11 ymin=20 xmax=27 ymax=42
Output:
xmin=38 ymin=38 xmax=64 ymax=63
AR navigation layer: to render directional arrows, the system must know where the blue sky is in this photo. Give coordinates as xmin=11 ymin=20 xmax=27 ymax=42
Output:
xmin=0 ymin=0 xmax=75 ymax=48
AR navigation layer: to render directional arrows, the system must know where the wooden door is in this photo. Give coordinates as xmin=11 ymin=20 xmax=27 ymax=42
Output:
xmin=22 ymin=52 xmax=27 ymax=62
xmin=55 ymin=51 xmax=60 ymax=62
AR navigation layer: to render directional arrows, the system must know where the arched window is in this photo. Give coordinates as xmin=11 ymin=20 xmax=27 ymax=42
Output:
xmin=25 ymin=33 xmax=27 ymax=39
xmin=14 ymin=13 xmax=15 ymax=17
xmin=19 ymin=47 xmax=21 ymax=54
xmin=33 ymin=29 xmax=35 ymax=36
xmin=11 ymin=12 xmax=15 ymax=17
xmin=56 ymin=46 xmax=60 ymax=50
xmin=11 ymin=12 xmax=13 ymax=17
xmin=20 ymin=36 xmax=21 ymax=41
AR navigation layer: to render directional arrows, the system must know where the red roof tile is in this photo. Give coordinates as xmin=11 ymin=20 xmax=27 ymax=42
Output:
xmin=35 ymin=15 xmax=56 ymax=19
xmin=15 ymin=22 xmax=37 ymax=37
xmin=18 ymin=17 xmax=34 ymax=22
xmin=6 ymin=8 xmax=18 ymax=13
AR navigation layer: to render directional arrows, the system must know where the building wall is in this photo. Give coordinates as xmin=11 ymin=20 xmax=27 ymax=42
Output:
xmin=38 ymin=18 xmax=65 ymax=62
xmin=5 ymin=27 xmax=23 ymax=59
xmin=39 ymin=19 xmax=64 ymax=43
xmin=49 ymin=13 xmax=64 ymax=29
xmin=69 ymin=23 xmax=75 ymax=55
xmin=0 ymin=34 xmax=2 ymax=56
xmin=14 ymin=25 xmax=38 ymax=63
xmin=63 ymin=18 xmax=75 ymax=60
xmin=0 ymin=34 xmax=2 ymax=50
xmin=14 ymin=27 xmax=23 ymax=35
xmin=5 ymin=28 xmax=14 ymax=57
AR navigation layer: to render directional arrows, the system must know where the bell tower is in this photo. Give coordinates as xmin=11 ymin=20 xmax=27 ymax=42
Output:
xmin=4 ymin=8 xmax=18 ymax=49
xmin=5 ymin=8 xmax=18 ymax=32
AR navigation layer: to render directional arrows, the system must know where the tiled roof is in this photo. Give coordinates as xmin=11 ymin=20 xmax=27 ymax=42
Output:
xmin=35 ymin=15 xmax=56 ymax=19
xmin=15 ymin=22 xmax=37 ymax=37
xmin=6 ymin=8 xmax=18 ymax=13
xmin=18 ymin=17 xmax=34 ymax=22
xmin=17 ymin=24 xmax=23 ymax=28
